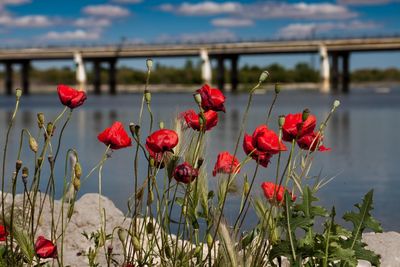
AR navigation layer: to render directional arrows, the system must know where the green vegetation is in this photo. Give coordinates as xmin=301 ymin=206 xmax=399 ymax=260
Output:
xmin=1 ymin=60 xmax=399 ymax=85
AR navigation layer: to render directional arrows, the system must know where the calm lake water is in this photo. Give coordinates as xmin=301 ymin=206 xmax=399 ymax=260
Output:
xmin=1 ymin=87 xmax=399 ymax=231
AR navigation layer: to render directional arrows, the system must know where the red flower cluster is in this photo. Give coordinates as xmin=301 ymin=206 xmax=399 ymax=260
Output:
xmin=146 ymin=129 xmax=179 ymax=153
xmin=181 ymin=109 xmax=218 ymax=131
xmin=0 ymin=225 xmax=7 ymax=241
xmin=243 ymin=125 xmax=286 ymax=167
xmin=261 ymin=182 xmax=296 ymax=203
xmin=212 ymin=151 xmax=240 ymax=176
xmin=196 ymin=84 xmax=226 ymax=112
xmin=173 ymin=162 xmax=199 ymax=184
xmin=35 ymin=236 xmax=57 ymax=259
xmin=282 ymin=113 xmax=330 ymax=152
xmin=98 ymin=121 xmax=132 ymax=149
xmin=57 ymin=84 xmax=87 ymax=109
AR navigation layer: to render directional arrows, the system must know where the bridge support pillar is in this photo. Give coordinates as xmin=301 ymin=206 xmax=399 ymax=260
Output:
xmin=93 ymin=61 xmax=101 ymax=95
xmin=217 ymin=56 xmax=225 ymax=91
xmin=21 ymin=60 xmax=30 ymax=95
xmin=108 ymin=59 xmax=117 ymax=95
xmin=230 ymin=55 xmax=239 ymax=93
xmin=5 ymin=62 xmax=13 ymax=95
xmin=342 ymin=52 xmax=350 ymax=93
xmin=331 ymin=53 xmax=339 ymax=93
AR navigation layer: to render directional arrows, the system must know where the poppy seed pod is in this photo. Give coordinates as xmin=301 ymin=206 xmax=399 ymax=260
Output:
xmin=16 ymin=88 xmax=22 ymax=100
xmin=159 ymin=121 xmax=164 ymax=129
xmin=37 ymin=113 xmax=45 ymax=128
xmin=144 ymin=90 xmax=151 ymax=104
xmin=29 ymin=136 xmax=38 ymax=153
xmin=259 ymin=71 xmax=269 ymax=83
xmin=275 ymin=83 xmax=281 ymax=94
xmin=16 ymin=160 xmax=22 ymax=172
xmin=278 ymin=115 xmax=285 ymax=128
xmin=333 ymin=100 xmax=341 ymax=108
xmin=146 ymin=58 xmax=153 ymax=70
xmin=193 ymin=93 xmax=202 ymax=105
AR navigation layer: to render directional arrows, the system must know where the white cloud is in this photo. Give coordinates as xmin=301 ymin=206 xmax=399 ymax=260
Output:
xmin=112 ymin=0 xmax=142 ymax=3
xmin=74 ymin=17 xmax=111 ymax=28
xmin=83 ymin=4 xmax=130 ymax=17
xmin=211 ymin=18 xmax=253 ymax=27
xmin=156 ymin=29 xmax=236 ymax=43
xmin=337 ymin=0 xmax=398 ymax=5
xmin=159 ymin=1 xmax=240 ymax=15
xmin=0 ymin=0 xmax=30 ymax=5
xmin=278 ymin=20 xmax=380 ymax=38
xmin=0 ymin=14 xmax=53 ymax=27
xmin=160 ymin=2 xmax=357 ymax=20
xmin=42 ymin=29 xmax=101 ymax=41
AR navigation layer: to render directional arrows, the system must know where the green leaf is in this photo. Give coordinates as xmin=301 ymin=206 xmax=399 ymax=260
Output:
xmin=295 ymin=187 xmax=328 ymax=221
xmin=343 ymin=190 xmax=383 ymax=249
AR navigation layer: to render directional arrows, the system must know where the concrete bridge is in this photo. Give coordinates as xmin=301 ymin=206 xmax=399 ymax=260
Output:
xmin=1 ymin=36 xmax=400 ymax=94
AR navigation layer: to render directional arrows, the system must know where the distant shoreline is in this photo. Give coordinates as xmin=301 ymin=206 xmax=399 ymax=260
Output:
xmin=0 ymin=81 xmax=399 ymax=94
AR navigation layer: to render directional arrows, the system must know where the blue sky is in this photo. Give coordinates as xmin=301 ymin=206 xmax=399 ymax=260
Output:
xmin=1 ymin=0 xmax=399 ymax=69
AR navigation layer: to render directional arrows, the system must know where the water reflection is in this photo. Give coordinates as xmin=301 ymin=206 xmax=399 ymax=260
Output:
xmin=0 ymin=89 xmax=400 ymax=231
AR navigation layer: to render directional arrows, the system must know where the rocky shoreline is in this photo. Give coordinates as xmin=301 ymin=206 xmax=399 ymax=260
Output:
xmin=1 ymin=192 xmax=399 ymax=266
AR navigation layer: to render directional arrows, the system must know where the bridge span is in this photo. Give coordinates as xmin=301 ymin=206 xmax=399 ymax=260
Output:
xmin=1 ymin=37 xmax=400 ymax=94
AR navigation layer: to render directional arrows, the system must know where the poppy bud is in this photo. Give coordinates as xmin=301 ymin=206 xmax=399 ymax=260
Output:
xmin=159 ymin=121 xmax=164 ymax=129
xmin=302 ymin=108 xmax=310 ymax=122
xmin=37 ymin=113 xmax=45 ymax=128
xmin=117 ymin=229 xmax=127 ymax=243
xmin=73 ymin=177 xmax=80 ymax=191
xmin=144 ymin=90 xmax=151 ymax=104
xmin=197 ymin=157 xmax=204 ymax=168
xmin=22 ymin=167 xmax=29 ymax=178
xmin=207 ymin=233 xmax=213 ymax=248
xmin=333 ymin=100 xmax=340 ymax=108
xmin=193 ymin=93 xmax=202 ymax=105
xmin=146 ymin=222 xmax=154 ymax=234
xmin=16 ymin=160 xmax=22 ymax=172
xmin=132 ymin=235 xmax=140 ymax=251
xmin=46 ymin=122 xmax=55 ymax=138
xmin=259 ymin=71 xmax=269 ymax=83
xmin=146 ymin=58 xmax=153 ymax=71
xmin=74 ymin=163 xmax=82 ymax=179
xmin=278 ymin=115 xmax=285 ymax=128
xmin=129 ymin=123 xmax=135 ymax=136
xmin=274 ymin=83 xmax=281 ymax=94
xmin=16 ymin=88 xmax=23 ymax=100
xmin=149 ymin=157 xmax=155 ymax=167
xmin=29 ymin=137 xmax=38 ymax=153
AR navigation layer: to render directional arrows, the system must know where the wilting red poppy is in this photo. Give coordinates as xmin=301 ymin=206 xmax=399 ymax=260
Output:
xmin=243 ymin=134 xmax=272 ymax=168
xmin=261 ymin=182 xmax=296 ymax=203
xmin=282 ymin=113 xmax=316 ymax=142
xmin=251 ymin=125 xmax=286 ymax=155
xmin=212 ymin=151 xmax=240 ymax=176
xmin=57 ymin=84 xmax=87 ymax=109
xmin=146 ymin=129 xmax=179 ymax=153
xmin=97 ymin=121 xmax=132 ymax=150
xmin=196 ymin=84 xmax=226 ymax=112
xmin=0 ymin=225 xmax=7 ymax=241
xmin=173 ymin=162 xmax=199 ymax=184
xmin=181 ymin=109 xmax=218 ymax=131
xmin=297 ymin=132 xmax=330 ymax=152
xmin=35 ymin=236 xmax=57 ymax=259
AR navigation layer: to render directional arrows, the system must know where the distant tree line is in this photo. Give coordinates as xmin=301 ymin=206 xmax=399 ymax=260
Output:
xmin=0 ymin=60 xmax=399 ymax=85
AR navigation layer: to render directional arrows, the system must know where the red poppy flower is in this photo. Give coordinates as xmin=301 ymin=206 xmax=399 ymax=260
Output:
xmin=297 ymin=132 xmax=330 ymax=152
xmin=57 ymin=84 xmax=87 ymax=109
xmin=196 ymin=84 xmax=226 ymax=112
xmin=97 ymin=121 xmax=132 ymax=150
xmin=261 ymin=182 xmax=296 ymax=203
xmin=243 ymin=134 xmax=272 ymax=168
xmin=0 ymin=225 xmax=8 ymax=241
xmin=282 ymin=113 xmax=316 ymax=142
xmin=181 ymin=109 xmax=218 ymax=131
xmin=251 ymin=125 xmax=286 ymax=155
xmin=146 ymin=129 xmax=179 ymax=154
xmin=173 ymin=162 xmax=199 ymax=184
xmin=212 ymin=151 xmax=240 ymax=176
xmin=35 ymin=236 xmax=58 ymax=259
